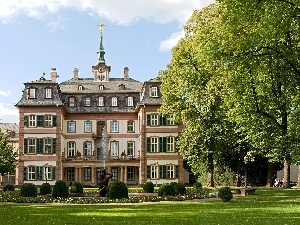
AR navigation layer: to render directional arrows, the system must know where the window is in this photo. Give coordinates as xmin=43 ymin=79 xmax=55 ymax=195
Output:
xmin=166 ymin=136 xmax=175 ymax=152
xmin=127 ymin=167 xmax=135 ymax=181
xmin=84 ymin=168 xmax=91 ymax=181
xmin=99 ymin=85 xmax=104 ymax=90
xmin=68 ymin=121 xmax=76 ymax=133
xmin=28 ymin=166 xmax=36 ymax=180
xmin=127 ymin=141 xmax=135 ymax=156
xmin=111 ymin=121 xmax=118 ymax=133
xmin=151 ymin=114 xmax=159 ymax=126
xmin=78 ymin=85 xmax=84 ymax=90
xmin=28 ymin=87 xmax=36 ymax=98
xmin=44 ymin=115 xmax=53 ymax=127
xmin=84 ymin=121 xmax=92 ymax=133
xmin=44 ymin=166 xmax=52 ymax=180
xmin=150 ymin=86 xmax=158 ymax=97
xmin=67 ymin=168 xmax=75 ymax=181
xmin=84 ymin=141 xmax=92 ymax=156
xmin=98 ymin=96 xmax=104 ymax=106
xmin=111 ymin=167 xmax=118 ymax=181
xmin=166 ymin=116 xmax=175 ymax=125
xmin=110 ymin=141 xmax=119 ymax=156
xmin=111 ymin=96 xmax=118 ymax=106
xmin=28 ymin=115 xmax=36 ymax=127
xmin=85 ymin=97 xmax=91 ymax=106
xmin=28 ymin=138 xmax=36 ymax=154
xmin=69 ymin=97 xmax=75 ymax=107
xmin=166 ymin=164 xmax=175 ymax=179
xmin=127 ymin=96 xmax=133 ymax=106
xmin=151 ymin=137 xmax=159 ymax=152
xmin=127 ymin=120 xmax=134 ymax=133
xmin=44 ymin=137 xmax=52 ymax=154
xmin=68 ymin=142 xmax=76 ymax=157
xmin=151 ymin=164 xmax=159 ymax=179
xmin=45 ymin=87 xmax=52 ymax=98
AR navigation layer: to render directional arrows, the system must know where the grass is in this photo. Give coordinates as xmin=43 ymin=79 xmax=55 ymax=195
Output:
xmin=1 ymin=189 xmax=300 ymax=225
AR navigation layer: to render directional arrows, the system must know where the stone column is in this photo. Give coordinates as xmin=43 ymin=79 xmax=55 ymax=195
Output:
xmin=120 ymin=167 xmax=124 ymax=182
xmin=124 ymin=166 xmax=127 ymax=185
xmin=91 ymin=166 xmax=95 ymax=186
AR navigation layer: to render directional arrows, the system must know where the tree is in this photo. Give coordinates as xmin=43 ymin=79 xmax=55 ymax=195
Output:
xmin=0 ymin=130 xmax=18 ymax=175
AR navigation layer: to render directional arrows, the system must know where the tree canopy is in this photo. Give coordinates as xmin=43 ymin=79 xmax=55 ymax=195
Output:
xmin=0 ymin=130 xmax=18 ymax=175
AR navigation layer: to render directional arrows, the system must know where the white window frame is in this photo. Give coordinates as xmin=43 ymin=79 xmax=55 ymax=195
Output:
xmin=111 ymin=96 xmax=118 ymax=106
xmin=84 ymin=141 xmax=92 ymax=156
xmin=85 ymin=97 xmax=91 ymax=106
xmin=28 ymin=166 xmax=36 ymax=180
xmin=84 ymin=121 xmax=92 ymax=133
xmin=44 ymin=166 xmax=52 ymax=180
xmin=166 ymin=164 xmax=175 ymax=179
xmin=151 ymin=114 xmax=159 ymax=126
xmin=111 ymin=121 xmax=118 ymax=133
xmin=45 ymin=88 xmax=52 ymax=98
xmin=28 ymin=115 xmax=36 ymax=127
xmin=44 ymin=115 xmax=53 ymax=127
xmin=151 ymin=137 xmax=159 ymax=152
xmin=98 ymin=96 xmax=104 ymax=106
xmin=127 ymin=141 xmax=135 ymax=156
xmin=127 ymin=96 xmax=133 ymax=106
xmin=151 ymin=164 xmax=159 ymax=179
xmin=127 ymin=120 xmax=134 ymax=133
xmin=69 ymin=97 xmax=75 ymax=107
xmin=166 ymin=116 xmax=175 ymax=126
xmin=110 ymin=141 xmax=119 ymax=156
xmin=150 ymin=86 xmax=158 ymax=97
xmin=167 ymin=136 xmax=175 ymax=152
xmin=28 ymin=88 xmax=36 ymax=99
xmin=68 ymin=142 xmax=76 ymax=157
xmin=44 ymin=137 xmax=52 ymax=154
xmin=68 ymin=121 xmax=76 ymax=133
xmin=28 ymin=138 xmax=36 ymax=154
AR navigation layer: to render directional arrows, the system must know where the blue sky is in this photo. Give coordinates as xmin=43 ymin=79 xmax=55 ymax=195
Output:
xmin=0 ymin=0 xmax=214 ymax=123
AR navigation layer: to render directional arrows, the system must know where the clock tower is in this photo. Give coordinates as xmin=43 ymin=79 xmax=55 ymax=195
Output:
xmin=92 ymin=23 xmax=111 ymax=82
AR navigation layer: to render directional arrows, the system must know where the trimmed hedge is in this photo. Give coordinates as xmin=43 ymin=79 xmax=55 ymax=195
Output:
xmin=108 ymin=181 xmax=128 ymax=199
xmin=143 ymin=181 xmax=154 ymax=193
xmin=20 ymin=183 xmax=37 ymax=197
xmin=158 ymin=183 xmax=176 ymax=196
xmin=70 ymin=182 xmax=83 ymax=193
xmin=218 ymin=187 xmax=233 ymax=202
xmin=40 ymin=183 xmax=52 ymax=195
xmin=52 ymin=180 xmax=69 ymax=199
xmin=3 ymin=184 xmax=15 ymax=192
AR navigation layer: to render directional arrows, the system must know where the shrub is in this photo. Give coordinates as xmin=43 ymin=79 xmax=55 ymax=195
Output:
xmin=218 ymin=187 xmax=233 ymax=202
xmin=70 ymin=182 xmax=83 ymax=193
xmin=193 ymin=181 xmax=202 ymax=192
xmin=108 ymin=181 xmax=128 ymax=199
xmin=3 ymin=184 xmax=15 ymax=192
xmin=174 ymin=183 xmax=186 ymax=195
xmin=20 ymin=183 xmax=37 ymax=197
xmin=52 ymin=180 xmax=69 ymax=199
xmin=143 ymin=181 xmax=154 ymax=193
xmin=40 ymin=183 xmax=52 ymax=195
xmin=158 ymin=183 xmax=176 ymax=196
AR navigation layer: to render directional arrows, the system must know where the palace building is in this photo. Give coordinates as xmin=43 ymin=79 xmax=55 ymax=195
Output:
xmin=14 ymin=25 xmax=185 ymax=187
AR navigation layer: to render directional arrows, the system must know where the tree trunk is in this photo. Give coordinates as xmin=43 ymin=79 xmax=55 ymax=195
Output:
xmin=266 ymin=161 xmax=273 ymax=187
xmin=236 ymin=160 xmax=242 ymax=187
xmin=283 ymin=159 xmax=290 ymax=188
xmin=207 ymin=152 xmax=214 ymax=187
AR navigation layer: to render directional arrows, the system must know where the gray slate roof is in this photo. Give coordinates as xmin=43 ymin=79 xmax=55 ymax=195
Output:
xmin=0 ymin=123 xmax=19 ymax=138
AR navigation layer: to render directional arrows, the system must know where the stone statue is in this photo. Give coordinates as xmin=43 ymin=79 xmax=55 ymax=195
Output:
xmin=98 ymin=169 xmax=112 ymax=197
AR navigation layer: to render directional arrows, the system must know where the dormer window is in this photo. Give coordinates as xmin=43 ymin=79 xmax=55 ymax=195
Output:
xmin=111 ymin=96 xmax=118 ymax=106
xmin=99 ymin=85 xmax=104 ymax=90
xmin=78 ymin=85 xmax=84 ymax=90
xmin=45 ymin=87 xmax=52 ymax=99
xmin=150 ymin=86 xmax=158 ymax=97
xmin=98 ymin=96 xmax=104 ymax=106
xmin=85 ymin=97 xmax=91 ymax=106
xmin=119 ymin=84 xmax=125 ymax=90
xmin=69 ymin=97 xmax=76 ymax=107
xmin=27 ymin=87 xmax=36 ymax=99
xmin=127 ymin=96 xmax=134 ymax=106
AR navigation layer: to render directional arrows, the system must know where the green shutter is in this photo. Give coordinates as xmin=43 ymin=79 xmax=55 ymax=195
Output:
xmin=146 ymin=114 xmax=150 ymax=126
xmin=175 ymin=136 xmax=179 ymax=152
xmin=37 ymin=115 xmax=44 ymax=127
xmin=24 ymin=138 xmax=28 ymax=154
xmin=176 ymin=165 xmax=179 ymax=178
xmin=36 ymin=166 xmax=42 ymax=181
xmin=52 ymin=167 xmax=56 ymax=180
xmin=52 ymin=115 xmax=57 ymax=126
xmin=147 ymin=137 xmax=151 ymax=152
xmin=23 ymin=167 xmax=27 ymax=181
xmin=160 ymin=165 xmax=166 ymax=179
xmin=37 ymin=138 xmax=43 ymax=154
xmin=147 ymin=166 xmax=151 ymax=179
xmin=24 ymin=116 xmax=28 ymax=127
xmin=159 ymin=116 xmax=166 ymax=126
xmin=52 ymin=138 xmax=56 ymax=154
xmin=159 ymin=137 xmax=166 ymax=152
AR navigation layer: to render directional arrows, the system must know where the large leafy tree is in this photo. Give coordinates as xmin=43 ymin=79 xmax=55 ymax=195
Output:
xmin=217 ymin=0 xmax=300 ymax=188
xmin=0 ymin=130 xmax=18 ymax=175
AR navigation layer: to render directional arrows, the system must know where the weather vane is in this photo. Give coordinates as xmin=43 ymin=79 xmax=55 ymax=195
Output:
xmin=97 ymin=23 xmax=106 ymax=31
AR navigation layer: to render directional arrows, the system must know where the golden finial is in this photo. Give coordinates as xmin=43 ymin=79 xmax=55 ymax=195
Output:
xmin=97 ymin=23 xmax=106 ymax=31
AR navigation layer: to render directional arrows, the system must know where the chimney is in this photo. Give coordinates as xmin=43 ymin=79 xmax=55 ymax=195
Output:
xmin=74 ymin=68 xmax=79 ymax=80
xmin=50 ymin=68 xmax=58 ymax=82
xmin=124 ymin=67 xmax=129 ymax=80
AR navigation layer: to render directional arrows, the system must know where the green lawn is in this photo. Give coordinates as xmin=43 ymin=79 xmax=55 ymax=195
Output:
xmin=1 ymin=189 xmax=300 ymax=225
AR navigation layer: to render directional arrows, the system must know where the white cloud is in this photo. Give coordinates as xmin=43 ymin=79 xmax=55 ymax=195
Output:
xmin=0 ymin=90 xmax=11 ymax=96
xmin=0 ymin=103 xmax=19 ymax=123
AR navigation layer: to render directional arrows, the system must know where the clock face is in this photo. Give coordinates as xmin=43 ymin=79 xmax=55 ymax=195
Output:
xmin=98 ymin=67 xmax=104 ymax=73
